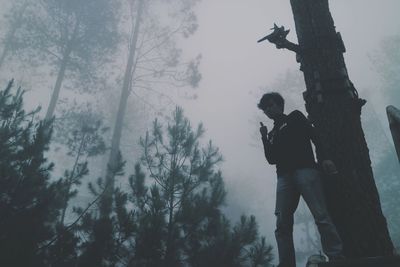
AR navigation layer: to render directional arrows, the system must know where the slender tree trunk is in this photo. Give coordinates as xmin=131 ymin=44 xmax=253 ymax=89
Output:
xmin=60 ymin=134 xmax=86 ymax=224
xmin=288 ymin=0 xmax=394 ymax=257
xmin=0 ymin=4 xmax=28 ymax=70
xmin=101 ymin=0 xmax=144 ymax=218
xmin=165 ymin=175 xmax=176 ymax=266
xmin=45 ymin=21 xmax=79 ymax=120
xmin=45 ymin=50 xmax=70 ymax=120
xmin=0 ymin=41 xmax=11 ymax=70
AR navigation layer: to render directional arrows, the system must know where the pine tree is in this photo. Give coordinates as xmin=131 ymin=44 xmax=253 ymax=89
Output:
xmin=77 ymin=153 xmax=129 ymax=267
xmin=0 ymin=80 xmax=63 ymax=266
xmin=6 ymin=0 xmax=120 ymax=119
xmin=103 ymin=0 xmax=202 ymax=219
xmin=44 ymin=106 xmax=274 ymax=266
xmin=0 ymin=0 xmax=32 ymax=70
xmin=53 ymin=103 xmax=108 ymax=225
xmin=130 ymin=107 xmax=273 ymax=266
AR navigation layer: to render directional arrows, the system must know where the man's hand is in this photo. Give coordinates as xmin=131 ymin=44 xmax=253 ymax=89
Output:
xmin=260 ymin=122 xmax=268 ymax=138
xmin=322 ymin=160 xmax=338 ymax=175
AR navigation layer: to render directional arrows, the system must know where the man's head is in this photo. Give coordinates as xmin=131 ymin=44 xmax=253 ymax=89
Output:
xmin=258 ymin=92 xmax=285 ymax=120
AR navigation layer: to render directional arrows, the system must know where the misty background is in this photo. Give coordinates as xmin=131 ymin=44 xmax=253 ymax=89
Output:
xmin=0 ymin=0 xmax=399 ymax=266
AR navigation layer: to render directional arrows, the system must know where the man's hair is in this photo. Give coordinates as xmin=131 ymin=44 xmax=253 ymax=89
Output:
xmin=258 ymin=92 xmax=285 ymax=110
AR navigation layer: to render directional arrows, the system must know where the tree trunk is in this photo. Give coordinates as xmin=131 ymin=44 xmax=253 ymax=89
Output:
xmin=289 ymin=0 xmax=393 ymax=257
xmin=45 ymin=50 xmax=70 ymax=120
xmin=387 ymin=105 xmax=400 ymax=163
xmin=0 ymin=41 xmax=11 ymax=70
xmin=165 ymin=175 xmax=176 ymax=266
xmin=100 ymin=0 xmax=144 ymax=218
xmin=0 ymin=4 xmax=27 ymax=70
xmin=60 ymin=134 xmax=86 ymax=224
xmin=45 ymin=21 xmax=79 ymax=120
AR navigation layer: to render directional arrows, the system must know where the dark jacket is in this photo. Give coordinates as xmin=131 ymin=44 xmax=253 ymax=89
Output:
xmin=261 ymin=110 xmax=326 ymax=175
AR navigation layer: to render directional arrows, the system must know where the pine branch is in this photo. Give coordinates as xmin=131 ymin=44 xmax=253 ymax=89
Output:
xmin=35 ymin=184 xmax=108 ymax=253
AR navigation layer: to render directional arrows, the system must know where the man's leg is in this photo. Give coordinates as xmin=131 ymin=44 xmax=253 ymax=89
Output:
xmin=275 ymin=173 xmax=301 ymax=267
xmin=294 ymin=168 xmax=343 ymax=260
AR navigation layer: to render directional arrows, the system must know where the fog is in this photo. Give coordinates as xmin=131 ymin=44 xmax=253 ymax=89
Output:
xmin=0 ymin=0 xmax=399 ymax=265
xmin=179 ymin=0 xmax=400 ymax=249
xmin=178 ymin=0 xmax=400 ymax=264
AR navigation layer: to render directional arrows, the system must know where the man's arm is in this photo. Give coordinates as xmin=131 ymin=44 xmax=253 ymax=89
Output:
xmin=260 ymin=122 xmax=277 ymax=164
xmin=292 ymin=110 xmax=326 ymax=159
xmin=295 ymin=111 xmax=338 ymax=174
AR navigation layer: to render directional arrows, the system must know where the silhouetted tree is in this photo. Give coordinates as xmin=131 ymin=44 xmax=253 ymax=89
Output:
xmin=0 ymin=82 xmax=273 ymax=266
xmin=103 ymin=0 xmax=202 ymax=218
xmin=0 ymin=80 xmax=63 ymax=266
xmin=11 ymin=0 xmax=120 ymax=119
xmin=77 ymin=153 xmax=130 ymax=267
xmin=45 ymin=224 xmax=80 ymax=267
xmin=53 ymin=103 xmax=108 ymax=224
xmin=74 ymin=107 xmax=274 ymax=266
xmin=0 ymin=0 xmax=32 ymax=70
xmin=132 ymin=107 xmax=273 ymax=266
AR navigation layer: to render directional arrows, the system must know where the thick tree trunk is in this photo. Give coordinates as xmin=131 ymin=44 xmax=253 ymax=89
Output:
xmin=101 ymin=0 xmax=144 ymax=218
xmin=289 ymin=0 xmax=393 ymax=257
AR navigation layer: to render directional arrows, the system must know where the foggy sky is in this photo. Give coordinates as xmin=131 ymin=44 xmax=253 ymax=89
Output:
xmin=0 ymin=0 xmax=399 ymax=264
xmin=177 ymin=0 xmax=400 ymax=260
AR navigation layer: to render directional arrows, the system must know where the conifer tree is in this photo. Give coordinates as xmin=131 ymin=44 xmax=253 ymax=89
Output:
xmin=0 ymin=80 xmax=63 ymax=266
xmin=7 ymin=0 xmax=120 ymax=119
xmin=53 ymin=103 xmax=108 ymax=224
xmin=103 ymin=0 xmax=202 ymax=218
xmin=130 ymin=107 xmax=274 ymax=266
xmin=0 ymin=0 xmax=32 ymax=70
xmin=77 ymin=154 xmax=132 ymax=267
xmin=76 ymin=107 xmax=274 ymax=266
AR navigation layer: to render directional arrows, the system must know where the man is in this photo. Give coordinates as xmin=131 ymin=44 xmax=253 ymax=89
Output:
xmin=258 ymin=92 xmax=344 ymax=267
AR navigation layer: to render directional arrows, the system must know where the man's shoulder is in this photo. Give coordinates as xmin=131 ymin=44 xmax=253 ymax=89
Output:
xmin=288 ymin=110 xmax=306 ymax=120
xmin=287 ymin=110 xmax=310 ymax=127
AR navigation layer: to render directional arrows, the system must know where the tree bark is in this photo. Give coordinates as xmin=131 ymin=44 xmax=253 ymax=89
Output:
xmin=101 ymin=0 xmax=144 ymax=218
xmin=288 ymin=0 xmax=394 ymax=257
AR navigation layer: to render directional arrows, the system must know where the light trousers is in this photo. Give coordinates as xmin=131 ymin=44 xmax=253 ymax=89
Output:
xmin=275 ymin=168 xmax=343 ymax=267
